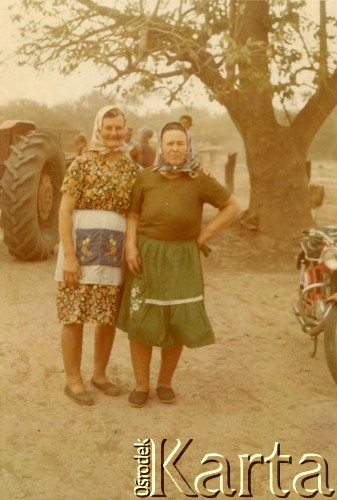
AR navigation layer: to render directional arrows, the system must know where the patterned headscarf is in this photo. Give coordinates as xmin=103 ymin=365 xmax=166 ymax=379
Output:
xmin=88 ymin=105 xmax=127 ymax=155
xmin=152 ymin=122 xmax=199 ymax=177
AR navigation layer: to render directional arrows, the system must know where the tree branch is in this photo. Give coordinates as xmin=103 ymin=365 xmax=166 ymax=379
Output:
xmin=292 ymin=70 xmax=337 ymax=151
xmin=318 ymin=0 xmax=328 ymax=84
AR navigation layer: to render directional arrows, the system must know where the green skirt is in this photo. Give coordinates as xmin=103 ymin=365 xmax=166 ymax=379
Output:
xmin=117 ymin=235 xmax=215 ymax=348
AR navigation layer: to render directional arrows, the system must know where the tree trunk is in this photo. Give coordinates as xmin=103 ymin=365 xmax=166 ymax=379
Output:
xmin=225 ymin=152 xmax=237 ymax=192
xmin=241 ymin=125 xmax=314 ymax=240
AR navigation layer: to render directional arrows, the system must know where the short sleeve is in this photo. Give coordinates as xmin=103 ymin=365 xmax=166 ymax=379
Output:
xmin=60 ymin=157 xmax=85 ymax=200
xmin=198 ymin=171 xmax=232 ymax=208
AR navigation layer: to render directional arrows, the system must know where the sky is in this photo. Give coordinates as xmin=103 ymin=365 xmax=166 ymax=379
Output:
xmin=0 ymin=0 xmax=327 ymax=110
xmin=0 ymin=0 xmax=219 ymax=111
xmin=0 ymin=0 xmax=108 ymax=106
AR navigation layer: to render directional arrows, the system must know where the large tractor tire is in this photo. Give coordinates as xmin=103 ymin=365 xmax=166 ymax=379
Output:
xmin=0 ymin=131 xmax=66 ymax=260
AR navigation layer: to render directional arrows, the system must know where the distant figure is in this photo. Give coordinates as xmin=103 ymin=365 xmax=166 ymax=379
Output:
xmin=130 ymin=127 xmax=156 ymax=168
xmin=179 ymin=115 xmax=198 ymax=158
xmin=125 ymin=126 xmax=136 ymax=152
xmin=74 ymin=133 xmax=88 ymax=156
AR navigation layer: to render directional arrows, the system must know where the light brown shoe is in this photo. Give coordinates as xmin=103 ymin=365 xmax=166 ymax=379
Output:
xmin=91 ymin=378 xmax=120 ymax=396
xmin=64 ymin=385 xmax=95 ymax=406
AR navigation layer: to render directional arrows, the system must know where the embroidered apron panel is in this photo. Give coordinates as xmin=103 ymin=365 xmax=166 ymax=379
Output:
xmin=55 ymin=209 xmax=126 ymax=285
xmin=75 ymin=229 xmax=124 ymax=267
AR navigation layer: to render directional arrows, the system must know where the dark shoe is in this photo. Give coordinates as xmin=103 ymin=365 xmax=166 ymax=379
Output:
xmin=91 ymin=378 xmax=120 ymax=396
xmin=128 ymin=389 xmax=149 ymax=408
xmin=64 ymin=385 xmax=95 ymax=406
xmin=156 ymin=386 xmax=176 ymax=404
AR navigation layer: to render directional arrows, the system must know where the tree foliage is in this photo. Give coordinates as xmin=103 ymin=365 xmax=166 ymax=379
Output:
xmin=10 ymin=0 xmax=337 ymax=238
xmin=12 ymin=1 xmax=337 ymax=116
xmin=10 ymin=0 xmax=337 ymax=160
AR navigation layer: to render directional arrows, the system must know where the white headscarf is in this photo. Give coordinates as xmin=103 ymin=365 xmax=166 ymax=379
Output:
xmin=88 ymin=105 xmax=127 ymax=155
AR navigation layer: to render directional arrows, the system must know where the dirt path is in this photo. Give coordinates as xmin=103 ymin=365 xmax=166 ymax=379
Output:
xmin=2 ymin=221 xmax=337 ymax=499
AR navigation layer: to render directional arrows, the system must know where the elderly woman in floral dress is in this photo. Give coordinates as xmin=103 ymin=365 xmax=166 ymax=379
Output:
xmin=55 ymin=105 xmax=140 ymax=405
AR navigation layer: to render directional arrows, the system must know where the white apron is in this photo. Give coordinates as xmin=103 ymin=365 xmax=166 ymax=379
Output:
xmin=55 ymin=209 xmax=126 ymax=285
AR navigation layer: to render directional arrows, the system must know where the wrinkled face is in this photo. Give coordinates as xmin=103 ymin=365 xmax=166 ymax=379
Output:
xmin=161 ymin=130 xmax=188 ymax=166
xmin=100 ymin=115 xmax=126 ymax=149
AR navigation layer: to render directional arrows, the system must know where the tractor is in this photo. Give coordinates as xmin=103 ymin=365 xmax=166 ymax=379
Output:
xmin=0 ymin=120 xmax=79 ymax=260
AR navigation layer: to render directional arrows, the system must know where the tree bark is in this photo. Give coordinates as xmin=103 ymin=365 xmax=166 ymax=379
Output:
xmin=242 ymin=125 xmax=314 ymax=238
xmin=217 ymin=1 xmax=317 ymax=240
xmin=225 ymin=153 xmax=237 ymax=192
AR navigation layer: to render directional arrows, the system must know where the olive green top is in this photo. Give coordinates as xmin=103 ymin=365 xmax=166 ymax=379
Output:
xmin=129 ymin=168 xmax=231 ymax=241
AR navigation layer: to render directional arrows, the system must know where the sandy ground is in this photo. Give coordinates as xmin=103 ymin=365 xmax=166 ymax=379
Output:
xmin=2 ymin=159 xmax=337 ymax=499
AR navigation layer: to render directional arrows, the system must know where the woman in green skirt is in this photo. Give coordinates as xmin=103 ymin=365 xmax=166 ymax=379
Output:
xmin=117 ymin=122 xmax=240 ymax=407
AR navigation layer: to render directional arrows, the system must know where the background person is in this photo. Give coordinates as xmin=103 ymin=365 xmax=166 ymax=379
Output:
xmin=125 ymin=126 xmax=136 ymax=152
xmin=74 ymin=133 xmax=88 ymax=156
xmin=179 ymin=114 xmax=198 ymax=158
xmin=130 ymin=126 xmax=156 ymax=168
xmin=55 ymin=105 xmax=140 ymax=405
xmin=117 ymin=122 xmax=240 ymax=408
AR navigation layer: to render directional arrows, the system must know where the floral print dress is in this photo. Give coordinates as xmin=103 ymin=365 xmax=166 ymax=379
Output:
xmin=56 ymin=152 xmax=139 ymax=325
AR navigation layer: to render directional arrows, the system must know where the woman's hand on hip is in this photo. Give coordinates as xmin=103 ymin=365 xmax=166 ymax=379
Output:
xmin=63 ymin=254 xmax=82 ymax=285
